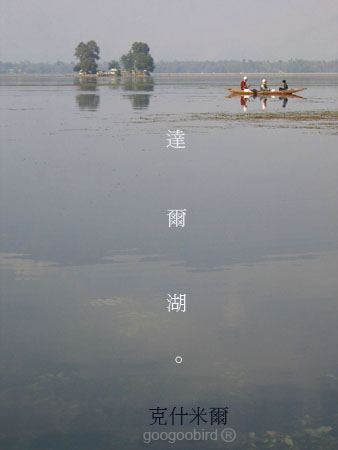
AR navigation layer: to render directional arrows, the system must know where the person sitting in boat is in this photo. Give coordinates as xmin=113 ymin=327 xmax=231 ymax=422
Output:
xmin=279 ymin=79 xmax=288 ymax=91
xmin=241 ymin=76 xmax=249 ymax=90
xmin=260 ymin=79 xmax=269 ymax=91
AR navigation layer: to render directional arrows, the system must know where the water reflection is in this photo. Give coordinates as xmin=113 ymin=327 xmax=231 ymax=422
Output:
xmin=74 ymin=79 xmax=100 ymax=111
xmin=122 ymin=78 xmax=154 ymax=92
xmin=280 ymin=96 xmax=288 ymax=108
xmin=126 ymin=93 xmax=151 ymax=109
xmin=75 ymin=94 xmax=100 ymax=110
xmin=238 ymin=94 xmax=295 ymax=110
xmin=72 ymin=77 xmax=154 ymax=110
xmin=73 ymin=78 xmax=98 ymax=90
xmin=260 ymin=97 xmax=268 ymax=110
xmin=260 ymin=96 xmax=289 ymax=110
xmin=123 ymin=78 xmax=154 ymax=109
xmin=241 ymin=96 xmax=248 ymax=111
xmin=109 ymin=78 xmax=121 ymax=89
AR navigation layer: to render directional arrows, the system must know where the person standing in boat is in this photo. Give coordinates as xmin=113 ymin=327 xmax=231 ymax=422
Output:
xmin=241 ymin=76 xmax=249 ymax=90
xmin=260 ymin=79 xmax=269 ymax=91
xmin=279 ymin=80 xmax=288 ymax=91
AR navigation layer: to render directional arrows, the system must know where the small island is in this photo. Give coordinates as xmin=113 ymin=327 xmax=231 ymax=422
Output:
xmin=73 ymin=40 xmax=154 ymax=78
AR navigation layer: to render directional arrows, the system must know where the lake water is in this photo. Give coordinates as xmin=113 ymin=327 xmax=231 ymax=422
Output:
xmin=1 ymin=74 xmax=338 ymax=449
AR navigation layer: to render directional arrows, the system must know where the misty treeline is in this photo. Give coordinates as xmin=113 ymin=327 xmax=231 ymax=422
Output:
xmin=155 ymin=59 xmax=338 ymax=73
xmin=1 ymin=59 xmax=338 ymax=74
xmin=0 ymin=61 xmax=74 ymax=74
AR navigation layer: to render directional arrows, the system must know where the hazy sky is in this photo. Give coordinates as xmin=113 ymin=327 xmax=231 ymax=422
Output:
xmin=1 ymin=0 xmax=337 ymax=62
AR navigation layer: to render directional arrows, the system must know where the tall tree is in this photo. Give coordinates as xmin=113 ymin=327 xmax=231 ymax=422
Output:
xmin=120 ymin=52 xmax=134 ymax=72
xmin=120 ymin=42 xmax=155 ymax=73
xmin=73 ymin=40 xmax=100 ymax=74
xmin=134 ymin=53 xmax=155 ymax=72
xmin=108 ymin=60 xmax=120 ymax=70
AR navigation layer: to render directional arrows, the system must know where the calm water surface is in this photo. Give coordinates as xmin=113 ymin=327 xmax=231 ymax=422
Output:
xmin=1 ymin=75 xmax=338 ymax=449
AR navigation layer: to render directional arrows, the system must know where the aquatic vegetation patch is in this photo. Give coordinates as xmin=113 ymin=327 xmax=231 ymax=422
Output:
xmin=136 ymin=110 xmax=338 ymax=133
xmin=191 ymin=110 xmax=338 ymax=133
xmin=210 ymin=110 xmax=338 ymax=122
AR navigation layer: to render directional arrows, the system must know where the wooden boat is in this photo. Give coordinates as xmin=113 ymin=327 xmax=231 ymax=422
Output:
xmin=227 ymin=88 xmax=306 ymax=96
xmin=227 ymin=93 xmax=304 ymax=99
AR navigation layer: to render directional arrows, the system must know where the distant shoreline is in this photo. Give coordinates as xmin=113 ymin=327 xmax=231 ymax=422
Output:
xmin=153 ymin=73 xmax=338 ymax=77
xmin=1 ymin=72 xmax=338 ymax=77
xmin=2 ymin=58 xmax=338 ymax=75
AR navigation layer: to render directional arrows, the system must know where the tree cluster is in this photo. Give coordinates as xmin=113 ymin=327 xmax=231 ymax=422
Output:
xmin=120 ymin=42 xmax=155 ymax=73
xmin=73 ymin=41 xmax=155 ymax=74
xmin=73 ymin=40 xmax=100 ymax=74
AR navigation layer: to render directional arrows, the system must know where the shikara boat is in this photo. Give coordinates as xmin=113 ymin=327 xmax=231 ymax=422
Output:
xmin=227 ymin=88 xmax=306 ymax=96
xmin=227 ymin=93 xmax=304 ymax=99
